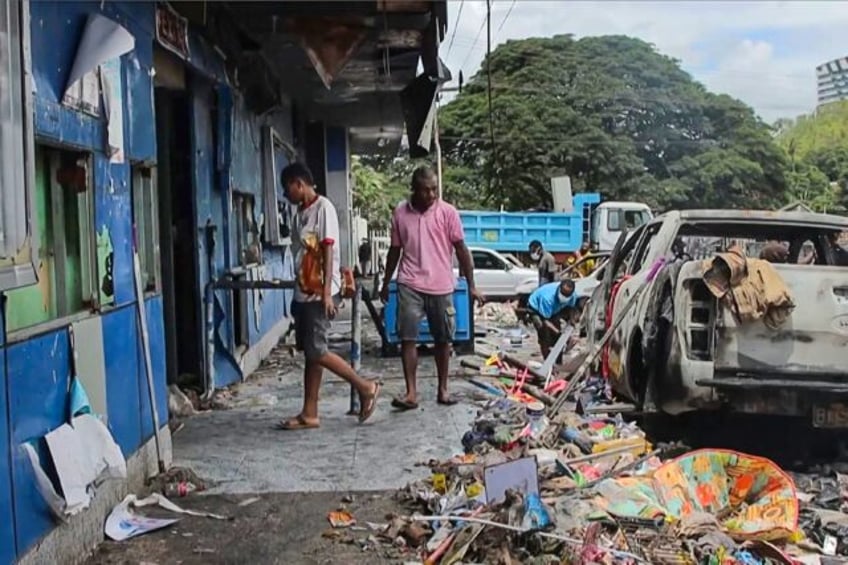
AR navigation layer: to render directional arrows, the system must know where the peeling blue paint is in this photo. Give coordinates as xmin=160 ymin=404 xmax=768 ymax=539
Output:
xmin=8 ymin=330 xmax=73 ymax=553
xmin=3 ymin=2 xmax=316 ymax=558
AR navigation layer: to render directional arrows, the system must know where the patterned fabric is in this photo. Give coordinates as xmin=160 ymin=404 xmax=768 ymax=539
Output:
xmin=594 ymin=449 xmax=799 ymax=541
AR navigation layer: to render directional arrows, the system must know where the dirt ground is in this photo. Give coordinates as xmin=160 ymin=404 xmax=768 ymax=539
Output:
xmin=87 ymin=490 xmax=416 ymax=565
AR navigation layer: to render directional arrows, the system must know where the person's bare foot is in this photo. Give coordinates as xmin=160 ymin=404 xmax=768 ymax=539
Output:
xmin=275 ymin=414 xmax=320 ymax=430
xmin=437 ymin=392 xmax=458 ymax=406
xmin=358 ymin=381 xmax=381 ymax=423
xmin=391 ymin=396 xmax=419 ymax=411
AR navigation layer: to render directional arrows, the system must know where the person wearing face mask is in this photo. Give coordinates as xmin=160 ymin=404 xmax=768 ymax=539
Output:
xmin=529 ymin=240 xmax=557 ymax=287
xmin=526 ymin=278 xmax=578 ymax=360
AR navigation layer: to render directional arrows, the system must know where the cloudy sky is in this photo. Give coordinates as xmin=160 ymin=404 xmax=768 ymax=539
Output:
xmin=440 ymin=1 xmax=848 ymax=122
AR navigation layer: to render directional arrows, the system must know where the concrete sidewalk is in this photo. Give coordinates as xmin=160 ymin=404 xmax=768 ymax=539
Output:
xmin=86 ymin=306 xmax=486 ymax=563
xmin=171 ymin=348 xmax=479 ymax=495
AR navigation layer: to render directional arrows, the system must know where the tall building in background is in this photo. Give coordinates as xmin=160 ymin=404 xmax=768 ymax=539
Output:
xmin=817 ymin=56 xmax=848 ymax=107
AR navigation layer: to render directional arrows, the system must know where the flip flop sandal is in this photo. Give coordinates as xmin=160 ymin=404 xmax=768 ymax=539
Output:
xmin=437 ymin=395 xmax=459 ymax=406
xmin=391 ymin=397 xmax=419 ymax=411
xmin=358 ymin=381 xmax=382 ymax=423
xmin=274 ymin=415 xmax=320 ymax=430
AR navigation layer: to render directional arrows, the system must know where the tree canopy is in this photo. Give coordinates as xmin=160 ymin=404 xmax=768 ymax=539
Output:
xmin=352 ymin=35 xmax=847 ymax=226
xmin=776 ymin=101 xmax=848 ymax=212
xmin=437 ymin=35 xmax=788 ymax=211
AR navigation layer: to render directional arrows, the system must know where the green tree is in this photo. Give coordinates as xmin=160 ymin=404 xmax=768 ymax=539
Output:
xmin=776 ymin=101 xmax=848 ymax=210
xmin=438 ymin=35 xmax=788 ymax=210
xmin=350 ymin=156 xmax=406 ymax=229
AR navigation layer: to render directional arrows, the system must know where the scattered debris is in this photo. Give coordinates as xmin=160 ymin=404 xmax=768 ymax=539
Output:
xmin=146 ymin=466 xmax=207 ymax=497
xmin=168 ymin=384 xmax=196 ymax=418
xmin=238 ymin=496 xmax=261 ymax=507
xmin=316 ymin=315 xmax=839 ymax=564
xmin=105 ymin=494 xmax=228 ymax=541
xmin=476 ymin=302 xmax=519 ymax=327
xmin=328 ymin=510 xmax=357 ymax=528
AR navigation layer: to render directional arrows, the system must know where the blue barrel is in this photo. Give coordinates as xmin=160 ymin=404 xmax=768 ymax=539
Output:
xmin=384 ymin=278 xmax=472 ymax=344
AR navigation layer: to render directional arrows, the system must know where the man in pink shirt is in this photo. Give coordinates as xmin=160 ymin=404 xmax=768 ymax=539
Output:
xmin=379 ymin=166 xmax=483 ymax=409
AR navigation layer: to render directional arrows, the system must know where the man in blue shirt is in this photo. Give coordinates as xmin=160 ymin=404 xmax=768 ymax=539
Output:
xmin=527 ymin=279 xmax=578 ymax=360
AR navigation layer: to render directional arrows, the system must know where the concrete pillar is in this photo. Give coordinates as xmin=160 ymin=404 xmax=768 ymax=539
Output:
xmin=324 ymin=125 xmax=352 ymax=268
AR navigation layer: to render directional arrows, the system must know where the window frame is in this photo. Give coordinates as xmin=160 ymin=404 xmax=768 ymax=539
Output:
xmin=472 ymin=249 xmax=503 ymax=270
xmin=628 ymin=221 xmax=662 ymax=275
xmin=232 ymin=190 xmax=259 ymax=267
xmin=0 ymin=0 xmax=38 ymax=292
xmin=607 ymin=209 xmax=623 ymax=232
xmin=6 ymin=144 xmax=98 ymax=340
xmin=131 ymin=163 xmax=161 ymax=295
xmin=261 ymin=126 xmax=295 ymax=248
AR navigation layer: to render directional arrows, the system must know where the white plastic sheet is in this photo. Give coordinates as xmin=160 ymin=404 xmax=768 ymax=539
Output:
xmin=64 ymin=13 xmax=134 ymax=94
xmin=24 ymin=413 xmax=126 ymax=518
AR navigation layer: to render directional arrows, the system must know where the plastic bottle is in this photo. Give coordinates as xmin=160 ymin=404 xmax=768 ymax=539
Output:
xmin=525 ymin=402 xmax=548 ymax=438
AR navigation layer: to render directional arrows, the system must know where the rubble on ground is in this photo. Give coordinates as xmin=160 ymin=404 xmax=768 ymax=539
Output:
xmin=321 ymin=321 xmax=846 ymax=564
xmin=476 ymin=301 xmax=520 ymax=327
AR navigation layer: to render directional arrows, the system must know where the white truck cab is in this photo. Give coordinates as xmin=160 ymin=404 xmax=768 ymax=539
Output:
xmin=590 ymin=202 xmax=653 ymax=252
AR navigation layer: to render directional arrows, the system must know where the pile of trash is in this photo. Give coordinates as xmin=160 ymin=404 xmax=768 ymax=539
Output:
xmin=475 ymin=301 xmax=520 ymax=327
xmin=324 ymin=344 xmax=846 ymax=564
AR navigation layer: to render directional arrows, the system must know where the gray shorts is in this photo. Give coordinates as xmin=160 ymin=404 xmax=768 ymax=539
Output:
xmin=397 ymin=284 xmax=456 ymax=344
xmin=292 ymin=296 xmax=340 ymax=361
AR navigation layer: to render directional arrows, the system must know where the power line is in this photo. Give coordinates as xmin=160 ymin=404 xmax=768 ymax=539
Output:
xmin=460 ymin=10 xmax=488 ymax=72
xmin=498 ymin=0 xmax=517 ymax=31
xmin=445 ymin=0 xmax=465 ymax=58
xmin=486 ymin=0 xmax=496 ymax=194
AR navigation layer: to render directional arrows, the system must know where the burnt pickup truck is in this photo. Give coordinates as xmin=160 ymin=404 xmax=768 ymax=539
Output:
xmin=586 ymin=210 xmax=848 ymax=428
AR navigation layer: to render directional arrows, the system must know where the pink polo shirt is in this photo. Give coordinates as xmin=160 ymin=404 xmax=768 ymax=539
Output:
xmin=391 ymin=199 xmax=464 ymax=295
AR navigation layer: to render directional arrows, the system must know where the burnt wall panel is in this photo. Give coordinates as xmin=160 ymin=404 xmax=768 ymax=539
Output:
xmin=7 ymin=330 xmax=72 ymax=554
xmin=93 ymin=155 xmax=135 ymax=308
xmin=102 ymin=306 xmax=143 ymax=456
xmin=0 ymin=344 xmax=16 ymax=563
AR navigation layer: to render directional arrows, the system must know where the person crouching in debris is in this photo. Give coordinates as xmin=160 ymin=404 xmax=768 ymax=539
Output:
xmin=276 ymin=163 xmax=381 ymax=430
xmin=527 ymin=278 xmax=578 ymax=360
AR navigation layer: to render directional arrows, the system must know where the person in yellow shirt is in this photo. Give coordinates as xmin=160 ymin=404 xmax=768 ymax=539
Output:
xmin=572 ymin=241 xmax=596 ymax=278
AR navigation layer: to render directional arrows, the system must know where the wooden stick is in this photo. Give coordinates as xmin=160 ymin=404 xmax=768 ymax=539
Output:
xmin=549 ymin=281 xmax=649 ymax=416
xmin=500 ymin=353 xmax=546 ymax=381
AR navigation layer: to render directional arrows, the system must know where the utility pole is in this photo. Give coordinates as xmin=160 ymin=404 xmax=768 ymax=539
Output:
xmin=435 ymin=99 xmax=443 ymax=199
xmin=485 ymin=0 xmax=495 ymax=194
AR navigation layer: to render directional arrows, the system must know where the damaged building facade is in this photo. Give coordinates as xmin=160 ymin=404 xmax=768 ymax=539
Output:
xmin=0 ymin=1 xmax=447 ymax=562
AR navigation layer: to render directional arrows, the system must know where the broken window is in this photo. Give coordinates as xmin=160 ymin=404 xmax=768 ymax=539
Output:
xmin=0 ymin=0 xmax=38 ymax=292
xmin=5 ymin=146 xmax=97 ymax=332
xmin=233 ymin=191 xmax=260 ymax=266
xmin=629 ymin=222 xmax=662 ymax=274
xmin=261 ymin=126 xmax=294 ymax=247
xmin=132 ymin=164 xmax=160 ymax=293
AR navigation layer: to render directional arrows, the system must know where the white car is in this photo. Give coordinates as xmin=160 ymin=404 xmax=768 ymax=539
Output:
xmin=453 ymin=247 xmax=538 ymax=301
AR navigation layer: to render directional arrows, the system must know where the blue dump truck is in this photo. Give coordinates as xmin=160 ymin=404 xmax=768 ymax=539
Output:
xmin=459 ymin=193 xmax=653 ymax=257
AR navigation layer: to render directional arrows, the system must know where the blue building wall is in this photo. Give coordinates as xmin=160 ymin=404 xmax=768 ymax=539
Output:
xmin=1 ymin=1 xmax=298 ymax=561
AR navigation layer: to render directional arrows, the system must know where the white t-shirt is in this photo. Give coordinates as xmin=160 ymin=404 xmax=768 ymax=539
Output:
xmin=292 ymin=195 xmax=341 ymax=303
